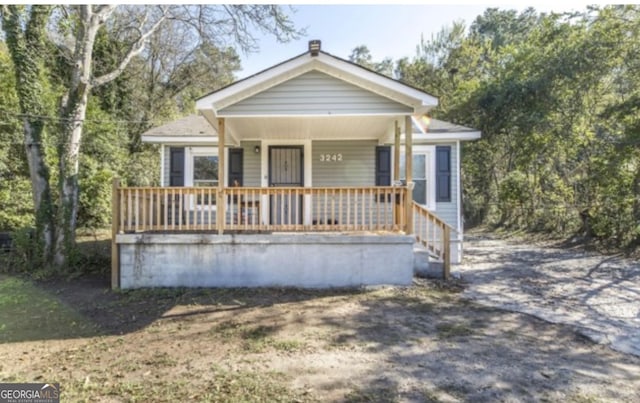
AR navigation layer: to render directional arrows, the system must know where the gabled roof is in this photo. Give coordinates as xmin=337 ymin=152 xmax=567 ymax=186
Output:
xmin=195 ymin=49 xmax=438 ymax=117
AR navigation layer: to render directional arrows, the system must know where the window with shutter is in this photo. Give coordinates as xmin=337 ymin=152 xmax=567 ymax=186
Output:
xmin=399 ymin=149 xmax=434 ymax=208
xmin=185 ymin=147 xmax=220 ymax=208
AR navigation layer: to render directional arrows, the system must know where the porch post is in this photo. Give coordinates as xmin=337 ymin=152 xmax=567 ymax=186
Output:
xmin=405 ymin=115 xmax=414 ymax=234
xmin=111 ymin=177 xmax=120 ymax=289
xmin=394 ymin=120 xmax=401 ymax=230
xmin=393 ymin=121 xmax=400 ymax=182
xmin=218 ymin=118 xmax=226 ymax=235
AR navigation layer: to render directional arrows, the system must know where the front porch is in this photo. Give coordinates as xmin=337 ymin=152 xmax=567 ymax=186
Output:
xmin=110 ymin=183 xmax=453 ymax=288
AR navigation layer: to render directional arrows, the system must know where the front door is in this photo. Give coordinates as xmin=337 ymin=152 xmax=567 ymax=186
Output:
xmin=269 ymin=146 xmax=303 ymax=225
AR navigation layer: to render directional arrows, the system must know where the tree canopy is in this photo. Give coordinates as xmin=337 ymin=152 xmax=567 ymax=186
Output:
xmin=0 ymin=4 xmax=300 ymax=269
xmin=394 ymin=5 xmax=640 ymax=249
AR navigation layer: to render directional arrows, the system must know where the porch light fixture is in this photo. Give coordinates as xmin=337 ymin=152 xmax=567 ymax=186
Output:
xmin=254 ymin=145 xmax=260 ymax=154
xmin=309 ymin=40 xmax=321 ymax=56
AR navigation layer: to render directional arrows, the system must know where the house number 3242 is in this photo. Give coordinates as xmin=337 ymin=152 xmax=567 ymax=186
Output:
xmin=319 ymin=153 xmax=343 ymax=162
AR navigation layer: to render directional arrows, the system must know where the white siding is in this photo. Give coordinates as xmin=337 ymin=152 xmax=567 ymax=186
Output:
xmin=240 ymin=141 xmax=261 ymax=186
xmin=220 ymin=71 xmax=413 ymax=116
xmin=312 ymin=140 xmax=376 ymax=186
xmin=311 ymin=140 xmax=377 ymax=225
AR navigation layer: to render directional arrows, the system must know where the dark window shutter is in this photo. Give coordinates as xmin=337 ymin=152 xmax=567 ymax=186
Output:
xmin=229 ymin=148 xmax=243 ymax=186
xmin=169 ymin=147 xmax=185 ymax=186
xmin=436 ymin=146 xmax=451 ymax=202
xmin=375 ymin=146 xmax=391 ymax=186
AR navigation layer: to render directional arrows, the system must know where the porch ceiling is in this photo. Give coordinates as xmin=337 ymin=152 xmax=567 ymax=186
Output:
xmin=223 ymin=115 xmax=400 ymax=142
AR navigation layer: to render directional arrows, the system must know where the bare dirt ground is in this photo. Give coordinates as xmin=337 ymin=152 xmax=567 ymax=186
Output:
xmin=1 ymin=271 xmax=639 ymax=402
xmin=458 ymin=232 xmax=640 ymax=357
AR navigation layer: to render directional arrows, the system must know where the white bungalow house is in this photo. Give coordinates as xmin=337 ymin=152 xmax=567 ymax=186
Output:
xmin=111 ymin=40 xmax=480 ymax=289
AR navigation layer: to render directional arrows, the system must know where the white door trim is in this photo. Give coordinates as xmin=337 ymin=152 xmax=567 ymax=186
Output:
xmin=395 ymin=145 xmax=436 ymax=210
xmin=260 ymin=139 xmax=312 ymax=225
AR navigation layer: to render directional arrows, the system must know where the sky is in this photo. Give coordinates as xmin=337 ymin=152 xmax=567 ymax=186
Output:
xmin=238 ymin=2 xmax=592 ymax=78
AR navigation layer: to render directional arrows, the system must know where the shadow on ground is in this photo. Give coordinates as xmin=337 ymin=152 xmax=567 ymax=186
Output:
xmin=2 ymin=270 xmax=368 ymax=343
xmin=2 ymin=270 xmax=639 ymax=401
xmin=1 ymin=233 xmax=639 ymax=401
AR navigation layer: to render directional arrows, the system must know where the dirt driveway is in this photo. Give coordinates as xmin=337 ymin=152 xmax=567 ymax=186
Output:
xmin=1 ymin=272 xmax=639 ymax=402
xmin=457 ymin=233 xmax=640 ymax=357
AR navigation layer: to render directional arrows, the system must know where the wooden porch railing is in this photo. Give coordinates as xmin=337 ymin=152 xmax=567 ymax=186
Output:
xmin=412 ymin=201 xmax=454 ymax=279
xmin=109 ymin=179 xmax=456 ymax=287
xmin=112 ymin=183 xmax=408 ymax=234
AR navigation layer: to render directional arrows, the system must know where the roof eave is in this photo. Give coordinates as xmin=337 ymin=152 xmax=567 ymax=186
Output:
xmin=411 ymin=131 xmax=482 ymax=142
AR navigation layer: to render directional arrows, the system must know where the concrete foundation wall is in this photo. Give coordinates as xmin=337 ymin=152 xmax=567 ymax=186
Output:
xmin=116 ymin=233 xmax=415 ymax=289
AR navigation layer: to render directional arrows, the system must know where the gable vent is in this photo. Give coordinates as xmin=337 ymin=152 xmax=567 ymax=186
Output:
xmin=309 ymin=40 xmax=321 ymax=56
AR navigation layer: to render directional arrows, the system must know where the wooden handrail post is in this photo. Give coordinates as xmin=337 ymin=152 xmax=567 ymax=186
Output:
xmin=111 ymin=177 xmax=120 ymax=290
xmin=443 ymin=225 xmax=451 ymax=280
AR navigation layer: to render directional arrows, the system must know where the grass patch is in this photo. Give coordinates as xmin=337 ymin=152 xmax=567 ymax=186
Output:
xmin=567 ymin=393 xmax=601 ymax=403
xmin=208 ymin=366 xmax=311 ymax=402
xmin=345 ymin=385 xmax=399 ymax=402
xmin=210 ymin=321 xmax=306 ymax=353
xmin=0 ymin=275 xmax=98 ymax=342
xmin=435 ymin=322 xmax=474 ymax=339
xmin=141 ymin=352 xmax=178 ymax=367
xmin=62 ymin=366 xmax=311 ymax=402
xmin=436 ymin=381 xmax=473 ymax=400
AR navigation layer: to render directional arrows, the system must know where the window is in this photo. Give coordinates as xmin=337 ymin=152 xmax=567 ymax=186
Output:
xmin=185 ymin=147 xmax=220 ymax=208
xmin=398 ymin=146 xmax=436 ymax=209
xmin=193 ymin=156 xmax=218 ymax=187
xmin=192 ymin=155 xmax=218 ymax=205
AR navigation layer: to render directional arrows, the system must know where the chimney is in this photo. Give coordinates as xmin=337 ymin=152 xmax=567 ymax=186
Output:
xmin=309 ymin=40 xmax=321 ymax=56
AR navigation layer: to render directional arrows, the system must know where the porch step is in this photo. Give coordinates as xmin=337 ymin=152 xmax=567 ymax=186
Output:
xmin=413 ymin=243 xmax=444 ymax=279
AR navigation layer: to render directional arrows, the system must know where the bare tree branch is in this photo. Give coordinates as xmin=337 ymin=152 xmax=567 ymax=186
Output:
xmin=92 ymin=4 xmax=116 ymax=23
xmin=91 ymin=6 xmax=168 ymax=87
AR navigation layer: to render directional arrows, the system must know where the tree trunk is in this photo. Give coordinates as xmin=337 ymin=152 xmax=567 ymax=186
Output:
xmin=2 ymin=5 xmax=57 ymax=266
xmin=23 ymin=118 xmax=56 ymax=265
xmin=53 ymin=6 xmax=98 ymax=266
xmin=55 ymin=98 xmax=88 ymax=266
